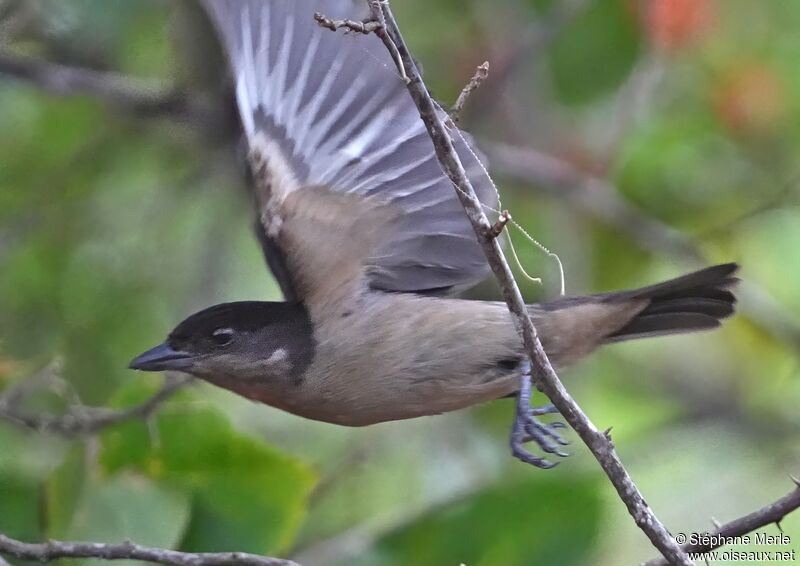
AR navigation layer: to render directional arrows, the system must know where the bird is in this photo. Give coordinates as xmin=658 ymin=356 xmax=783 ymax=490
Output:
xmin=129 ymin=0 xmax=738 ymax=467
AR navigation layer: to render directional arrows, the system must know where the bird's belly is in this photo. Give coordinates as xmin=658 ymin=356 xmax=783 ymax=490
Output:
xmin=284 ymin=292 xmax=525 ymax=426
xmin=289 ymin=364 xmax=521 ymax=427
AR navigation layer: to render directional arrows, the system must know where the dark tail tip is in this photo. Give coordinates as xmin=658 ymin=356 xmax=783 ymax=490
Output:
xmin=606 ymin=263 xmax=739 ymax=342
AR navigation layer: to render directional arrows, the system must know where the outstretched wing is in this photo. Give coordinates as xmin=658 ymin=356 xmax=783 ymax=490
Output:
xmin=203 ymin=0 xmax=497 ymax=302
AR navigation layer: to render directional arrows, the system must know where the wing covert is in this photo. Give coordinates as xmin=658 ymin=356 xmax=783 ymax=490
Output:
xmin=203 ymin=0 xmax=498 ymax=297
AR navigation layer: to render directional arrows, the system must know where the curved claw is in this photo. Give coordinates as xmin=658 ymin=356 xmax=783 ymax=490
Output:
xmin=530 ymin=403 xmax=559 ymax=416
xmin=523 ymin=421 xmax=564 ymax=453
xmin=547 ymin=426 xmax=570 ymax=446
xmin=510 ymin=435 xmax=557 ymax=469
xmin=526 ymin=411 xmax=570 ymax=444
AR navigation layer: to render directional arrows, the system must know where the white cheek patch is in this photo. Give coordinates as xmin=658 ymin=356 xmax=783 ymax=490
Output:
xmin=266 ymin=348 xmax=288 ymax=365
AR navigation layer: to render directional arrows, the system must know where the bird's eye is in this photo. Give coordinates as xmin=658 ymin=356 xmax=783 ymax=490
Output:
xmin=211 ymin=327 xmax=235 ymax=346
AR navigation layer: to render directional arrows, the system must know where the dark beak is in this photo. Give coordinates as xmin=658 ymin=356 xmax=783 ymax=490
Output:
xmin=129 ymin=343 xmax=194 ymax=372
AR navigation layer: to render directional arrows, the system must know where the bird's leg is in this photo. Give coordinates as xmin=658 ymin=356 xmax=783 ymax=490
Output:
xmin=509 ymin=361 xmax=570 ymax=468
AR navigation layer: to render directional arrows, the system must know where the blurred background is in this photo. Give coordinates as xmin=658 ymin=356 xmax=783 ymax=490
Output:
xmin=1 ymin=0 xmax=799 ymax=564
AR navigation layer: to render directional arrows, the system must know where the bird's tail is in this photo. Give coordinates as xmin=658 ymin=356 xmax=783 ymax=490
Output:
xmin=528 ymin=263 xmax=738 ymax=368
xmin=601 ymin=263 xmax=739 ymax=342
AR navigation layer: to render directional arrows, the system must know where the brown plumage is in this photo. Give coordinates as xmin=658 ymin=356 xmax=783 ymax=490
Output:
xmin=129 ymin=1 xmax=739 ymax=465
xmin=531 ymin=263 xmax=738 ymax=366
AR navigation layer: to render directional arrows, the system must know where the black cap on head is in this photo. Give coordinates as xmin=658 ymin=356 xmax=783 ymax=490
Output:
xmin=129 ymin=301 xmax=315 ymax=379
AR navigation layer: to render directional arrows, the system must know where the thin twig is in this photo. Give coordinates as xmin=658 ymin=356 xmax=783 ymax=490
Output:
xmin=450 ymin=61 xmax=489 ymax=123
xmin=0 ymin=49 xmax=230 ymax=138
xmin=488 ymin=210 xmax=511 ymax=239
xmin=0 ymin=49 xmax=188 ymax=116
xmin=313 ymin=12 xmax=381 ymax=34
xmin=0 ymin=534 xmax=298 ymax=566
xmin=366 ymin=1 xmax=408 ymax=84
xmin=0 ymin=374 xmax=193 ymax=436
xmin=644 ymin=484 xmax=800 ymax=566
xmin=315 ymin=5 xmax=408 ymax=83
xmin=341 ymin=2 xmax=692 ymax=564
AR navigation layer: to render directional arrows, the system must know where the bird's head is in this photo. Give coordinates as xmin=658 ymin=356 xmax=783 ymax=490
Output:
xmin=129 ymin=301 xmax=314 ymax=385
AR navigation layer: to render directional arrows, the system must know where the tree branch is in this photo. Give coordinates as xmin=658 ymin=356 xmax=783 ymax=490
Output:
xmin=0 ymin=48 xmax=231 ymax=138
xmin=0 ymin=49 xmax=191 ymax=116
xmin=450 ymin=61 xmax=489 ymax=123
xmin=320 ymin=1 xmax=691 ymax=564
xmin=313 ymin=12 xmax=381 ymax=34
xmin=644 ymin=483 xmax=800 ymax=566
xmin=0 ymin=534 xmax=299 ymax=566
xmin=0 ymin=374 xmax=193 ymax=436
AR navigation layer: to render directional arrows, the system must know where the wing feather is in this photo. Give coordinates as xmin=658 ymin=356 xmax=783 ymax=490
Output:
xmin=203 ymin=0 xmax=498 ymax=299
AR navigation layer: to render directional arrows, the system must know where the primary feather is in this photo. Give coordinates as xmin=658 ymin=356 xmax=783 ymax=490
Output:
xmin=202 ymin=0 xmax=499 ymax=297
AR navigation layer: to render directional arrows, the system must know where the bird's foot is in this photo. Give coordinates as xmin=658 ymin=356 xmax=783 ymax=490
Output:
xmin=510 ymin=406 xmax=570 ymax=469
xmin=509 ymin=369 xmax=571 ymax=469
xmin=530 ymin=403 xmax=559 ymax=416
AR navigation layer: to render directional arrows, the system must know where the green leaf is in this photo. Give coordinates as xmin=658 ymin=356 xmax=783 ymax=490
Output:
xmin=60 ymin=473 xmax=190 ymax=566
xmin=99 ymin=382 xmax=316 ymax=555
xmin=0 ymin=426 xmax=68 ymax=542
xmin=349 ymin=475 xmax=602 ymax=566
xmin=0 ymin=473 xmax=40 ymax=541
xmin=45 ymin=445 xmax=88 ymax=538
xmin=0 ymin=425 xmax=66 ymax=479
xmin=548 ymin=0 xmax=641 ymax=105
xmin=614 ymin=109 xmax=745 ymax=226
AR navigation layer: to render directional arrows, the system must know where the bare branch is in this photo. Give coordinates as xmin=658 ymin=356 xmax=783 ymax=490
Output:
xmin=314 ymin=5 xmax=407 ymax=83
xmin=0 ymin=49 xmax=188 ymax=117
xmin=644 ymin=484 xmax=800 ymax=566
xmin=0 ymin=533 xmax=299 ymax=566
xmin=329 ymin=1 xmax=690 ymax=563
xmin=450 ymin=61 xmax=489 ymax=123
xmin=313 ymin=12 xmax=381 ymax=34
xmin=366 ymin=1 xmax=408 ymax=84
xmin=0 ymin=374 xmax=193 ymax=436
xmin=0 ymin=49 xmax=232 ymax=139
xmin=487 ymin=209 xmax=511 ymax=239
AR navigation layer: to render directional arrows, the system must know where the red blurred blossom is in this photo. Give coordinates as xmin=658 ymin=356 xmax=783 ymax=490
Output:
xmin=638 ymin=0 xmax=717 ymax=51
xmin=714 ymin=65 xmax=787 ymax=137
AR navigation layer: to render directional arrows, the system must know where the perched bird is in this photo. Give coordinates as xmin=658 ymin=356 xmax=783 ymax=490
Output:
xmin=130 ymin=0 xmax=738 ymax=467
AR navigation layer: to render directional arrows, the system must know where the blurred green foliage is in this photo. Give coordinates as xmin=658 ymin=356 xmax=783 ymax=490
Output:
xmin=349 ymin=476 xmax=602 ymax=566
xmin=1 ymin=0 xmax=799 ymax=565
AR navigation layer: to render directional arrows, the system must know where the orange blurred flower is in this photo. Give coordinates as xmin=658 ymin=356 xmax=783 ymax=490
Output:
xmin=640 ymin=0 xmax=717 ymax=50
xmin=715 ymin=65 xmax=786 ymax=136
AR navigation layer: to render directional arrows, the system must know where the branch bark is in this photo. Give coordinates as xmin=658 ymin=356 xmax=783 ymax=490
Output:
xmin=450 ymin=61 xmax=489 ymax=123
xmin=313 ymin=12 xmax=381 ymax=34
xmin=330 ymin=1 xmax=692 ymax=564
xmin=0 ymin=374 xmax=192 ymax=436
xmin=0 ymin=534 xmax=299 ymax=566
xmin=0 ymin=49 xmax=229 ymax=137
xmin=0 ymin=50 xmax=187 ymax=116
xmin=644 ymin=484 xmax=800 ymax=566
